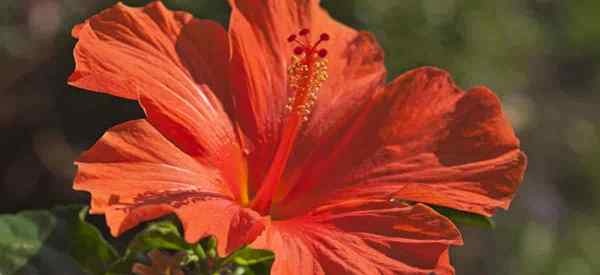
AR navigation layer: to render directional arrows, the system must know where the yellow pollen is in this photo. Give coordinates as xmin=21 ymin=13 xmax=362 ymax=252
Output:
xmin=285 ymin=54 xmax=329 ymax=122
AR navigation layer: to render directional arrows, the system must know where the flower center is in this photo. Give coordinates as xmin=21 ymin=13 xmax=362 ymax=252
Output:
xmin=250 ymin=29 xmax=329 ymax=215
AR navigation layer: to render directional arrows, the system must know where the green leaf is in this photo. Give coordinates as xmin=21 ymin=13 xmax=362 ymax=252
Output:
xmin=126 ymin=219 xmax=191 ymax=253
xmin=431 ymin=205 xmax=495 ymax=229
xmin=228 ymin=247 xmax=275 ymax=266
xmin=201 ymin=236 xmax=217 ymax=259
xmin=218 ymin=265 xmax=258 ymax=275
xmin=0 ymin=205 xmax=119 ymax=275
xmin=246 ymin=261 xmax=274 ymax=275
xmin=106 ymin=218 xmax=275 ymax=275
xmin=217 ymin=246 xmax=274 ymax=275
xmin=0 ymin=210 xmax=56 ymax=275
xmin=53 ymin=205 xmax=119 ymax=275
xmin=106 ymin=219 xmax=195 ymax=274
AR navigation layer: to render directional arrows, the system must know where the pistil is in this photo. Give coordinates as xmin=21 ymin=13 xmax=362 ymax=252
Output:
xmin=250 ymin=29 xmax=329 ymax=215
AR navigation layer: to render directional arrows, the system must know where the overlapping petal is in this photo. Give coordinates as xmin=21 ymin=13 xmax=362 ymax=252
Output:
xmin=253 ymin=200 xmax=461 ymax=275
xmin=69 ymin=2 xmax=245 ymax=198
xmin=228 ymin=0 xmax=387 ymax=195
xmin=280 ymin=67 xmax=526 ymax=217
xmin=75 ymin=119 xmax=263 ymax=253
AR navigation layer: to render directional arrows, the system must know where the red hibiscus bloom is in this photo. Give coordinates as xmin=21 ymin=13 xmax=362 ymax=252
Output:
xmin=69 ymin=1 xmax=526 ymax=274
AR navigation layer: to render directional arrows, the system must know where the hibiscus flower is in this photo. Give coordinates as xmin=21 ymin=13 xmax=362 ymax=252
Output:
xmin=69 ymin=1 xmax=526 ymax=274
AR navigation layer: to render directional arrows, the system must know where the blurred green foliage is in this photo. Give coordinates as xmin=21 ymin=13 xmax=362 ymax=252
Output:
xmin=0 ymin=206 xmax=117 ymax=275
xmin=0 ymin=207 xmax=274 ymax=275
xmin=0 ymin=210 xmax=56 ymax=274
xmin=1 ymin=0 xmax=600 ymax=275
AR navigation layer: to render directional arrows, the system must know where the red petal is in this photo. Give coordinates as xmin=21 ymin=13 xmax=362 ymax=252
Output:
xmin=253 ymin=201 xmax=460 ymax=275
xmin=228 ymin=0 xmax=386 ymax=195
xmin=251 ymin=223 xmax=326 ymax=275
xmin=69 ymin=2 xmax=229 ymax=102
xmin=69 ymin=2 xmax=244 ymax=198
xmin=313 ymin=201 xmax=460 ymax=275
xmin=75 ymin=119 xmax=263 ymax=250
xmin=176 ymin=199 xmax=265 ymax=256
xmin=279 ymin=67 xmax=526 ymax=217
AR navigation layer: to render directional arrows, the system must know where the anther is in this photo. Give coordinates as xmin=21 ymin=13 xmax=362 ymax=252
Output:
xmin=287 ymin=34 xmax=297 ymax=42
xmin=320 ymin=33 xmax=330 ymax=41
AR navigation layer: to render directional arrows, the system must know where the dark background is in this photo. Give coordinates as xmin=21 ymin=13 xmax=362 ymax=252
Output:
xmin=1 ymin=0 xmax=599 ymax=274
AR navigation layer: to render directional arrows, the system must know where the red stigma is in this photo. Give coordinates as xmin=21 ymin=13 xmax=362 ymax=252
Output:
xmin=293 ymin=46 xmax=304 ymax=55
xmin=287 ymin=29 xmax=330 ymax=59
xmin=318 ymin=49 xmax=328 ymax=58
xmin=299 ymin=28 xmax=310 ymax=36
